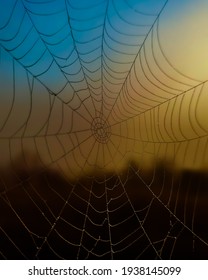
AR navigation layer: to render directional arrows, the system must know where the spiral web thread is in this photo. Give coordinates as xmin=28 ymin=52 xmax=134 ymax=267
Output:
xmin=0 ymin=0 xmax=208 ymax=259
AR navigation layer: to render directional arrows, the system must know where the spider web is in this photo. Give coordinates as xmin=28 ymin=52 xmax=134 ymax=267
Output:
xmin=0 ymin=0 xmax=208 ymax=260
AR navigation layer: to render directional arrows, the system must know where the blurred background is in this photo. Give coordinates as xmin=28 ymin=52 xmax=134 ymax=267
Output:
xmin=0 ymin=0 xmax=208 ymax=259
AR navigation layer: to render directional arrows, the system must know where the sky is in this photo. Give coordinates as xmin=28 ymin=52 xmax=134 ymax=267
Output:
xmin=0 ymin=0 xmax=208 ymax=178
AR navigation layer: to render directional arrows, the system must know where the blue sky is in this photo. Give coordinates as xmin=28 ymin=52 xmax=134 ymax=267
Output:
xmin=1 ymin=0 xmax=208 ymax=173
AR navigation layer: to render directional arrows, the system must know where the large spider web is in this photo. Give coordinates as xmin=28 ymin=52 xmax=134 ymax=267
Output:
xmin=0 ymin=0 xmax=208 ymax=259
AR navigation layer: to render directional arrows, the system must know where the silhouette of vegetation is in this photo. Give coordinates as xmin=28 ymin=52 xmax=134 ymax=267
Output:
xmin=0 ymin=156 xmax=208 ymax=259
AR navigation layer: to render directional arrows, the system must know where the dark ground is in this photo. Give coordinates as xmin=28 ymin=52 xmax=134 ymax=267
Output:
xmin=0 ymin=158 xmax=208 ymax=260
